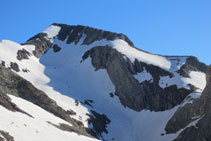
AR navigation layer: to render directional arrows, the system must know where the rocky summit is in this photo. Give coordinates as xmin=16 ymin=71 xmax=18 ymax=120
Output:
xmin=0 ymin=23 xmax=209 ymax=141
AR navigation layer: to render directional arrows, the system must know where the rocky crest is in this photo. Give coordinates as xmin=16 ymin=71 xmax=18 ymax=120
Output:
xmin=24 ymin=23 xmax=134 ymax=58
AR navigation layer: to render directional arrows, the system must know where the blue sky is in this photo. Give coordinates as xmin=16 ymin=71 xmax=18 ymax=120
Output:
xmin=1 ymin=0 xmax=211 ymax=64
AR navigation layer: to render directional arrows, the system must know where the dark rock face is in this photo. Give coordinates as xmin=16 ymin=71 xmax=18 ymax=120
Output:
xmin=52 ymin=44 xmax=61 ymax=53
xmin=82 ymin=46 xmax=193 ymax=111
xmin=52 ymin=23 xmax=134 ymax=46
xmin=165 ymin=66 xmax=211 ymax=141
xmin=177 ymin=56 xmax=207 ymax=78
xmin=0 ymin=89 xmax=32 ymax=118
xmin=67 ymin=109 xmax=76 ymax=115
xmin=0 ymin=130 xmax=14 ymax=141
xmin=86 ymin=110 xmax=111 ymax=139
xmin=1 ymin=61 xmax=5 ymax=67
xmin=10 ymin=62 xmax=20 ymax=72
xmin=17 ymin=49 xmax=31 ymax=60
xmin=0 ymin=65 xmax=95 ymax=138
xmin=82 ymin=99 xmax=94 ymax=108
xmin=22 ymin=33 xmax=52 ymax=58
xmin=24 ymin=23 xmax=134 ymax=58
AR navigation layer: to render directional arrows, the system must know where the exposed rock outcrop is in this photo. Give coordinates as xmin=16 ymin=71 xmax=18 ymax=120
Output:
xmin=82 ymin=46 xmax=193 ymax=111
xmin=165 ymin=65 xmax=211 ymax=141
xmin=0 ymin=130 xmax=14 ymax=141
xmin=86 ymin=110 xmax=111 ymax=140
xmin=24 ymin=23 xmax=134 ymax=58
xmin=0 ymin=89 xmax=32 ymax=118
xmin=47 ymin=122 xmax=96 ymax=139
xmin=52 ymin=23 xmax=134 ymax=47
xmin=22 ymin=33 xmax=52 ymax=58
xmin=16 ymin=49 xmax=31 ymax=60
xmin=177 ymin=56 xmax=207 ymax=78
xmin=9 ymin=62 xmax=20 ymax=72
xmin=0 ymin=65 xmax=95 ymax=138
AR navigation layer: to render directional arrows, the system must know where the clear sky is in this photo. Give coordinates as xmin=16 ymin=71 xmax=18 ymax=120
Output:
xmin=0 ymin=0 xmax=211 ymax=64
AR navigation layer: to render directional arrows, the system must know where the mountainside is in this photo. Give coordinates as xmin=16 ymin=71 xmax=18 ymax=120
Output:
xmin=0 ymin=23 xmax=209 ymax=141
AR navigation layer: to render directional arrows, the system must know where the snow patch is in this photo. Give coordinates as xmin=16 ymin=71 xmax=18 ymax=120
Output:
xmin=167 ymin=56 xmax=187 ymax=72
xmin=133 ymin=68 xmax=153 ymax=83
xmin=43 ymin=25 xmax=61 ymax=39
xmin=22 ymin=44 xmax=36 ymax=53
xmin=159 ymin=71 xmax=206 ymax=92
xmin=111 ymin=39 xmax=171 ymax=70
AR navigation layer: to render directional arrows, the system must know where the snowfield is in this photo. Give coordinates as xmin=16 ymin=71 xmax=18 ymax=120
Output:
xmin=0 ymin=96 xmax=96 ymax=141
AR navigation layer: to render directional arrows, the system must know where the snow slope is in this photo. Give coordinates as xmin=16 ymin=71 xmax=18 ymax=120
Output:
xmin=0 ymin=95 xmax=96 ymax=141
xmin=0 ymin=24 xmax=206 ymax=141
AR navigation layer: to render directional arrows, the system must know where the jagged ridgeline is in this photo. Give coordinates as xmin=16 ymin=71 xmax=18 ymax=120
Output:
xmin=0 ymin=23 xmax=208 ymax=141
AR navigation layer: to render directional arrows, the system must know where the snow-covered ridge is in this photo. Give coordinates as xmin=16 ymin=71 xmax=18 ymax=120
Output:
xmin=111 ymin=39 xmax=171 ymax=70
xmin=40 ymin=24 xmax=171 ymax=70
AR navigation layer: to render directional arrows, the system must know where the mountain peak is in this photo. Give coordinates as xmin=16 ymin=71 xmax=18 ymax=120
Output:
xmin=51 ymin=23 xmax=134 ymax=46
xmin=0 ymin=23 xmax=210 ymax=141
xmin=23 ymin=23 xmax=134 ymax=58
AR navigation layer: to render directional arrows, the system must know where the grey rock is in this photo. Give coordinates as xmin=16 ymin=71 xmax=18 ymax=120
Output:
xmin=1 ymin=61 xmax=5 ymax=67
xmin=82 ymin=46 xmax=192 ymax=111
xmin=0 ymin=89 xmax=32 ymax=118
xmin=82 ymin=99 xmax=94 ymax=108
xmin=165 ymin=66 xmax=211 ymax=140
xmin=0 ymin=65 xmax=95 ymax=137
xmin=67 ymin=109 xmax=76 ymax=115
xmin=0 ymin=130 xmax=14 ymax=141
xmin=23 ymin=23 xmax=134 ymax=58
xmin=174 ymin=114 xmax=211 ymax=141
xmin=47 ymin=122 xmax=96 ymax=139
xmin=10 ymin=62 xmax=20 ymax=72
xmin=86 ymin=110 xmax=111 ymax=140
xmin=17 ymin=49 xmax=31 ymax=60
xmin=52 ymin=23 xmax=134 ymax=46
xmin=22 ymin=33 xmax=52 ymax=58
xmin=52 ymin=44 xmax=61 ymax=53
xmin=177 ymin=56 xmax=207 ymax=78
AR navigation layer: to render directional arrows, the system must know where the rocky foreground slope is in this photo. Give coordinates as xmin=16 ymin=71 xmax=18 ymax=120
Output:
xmin=0 ymin=23 xmax=209 ymax=141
